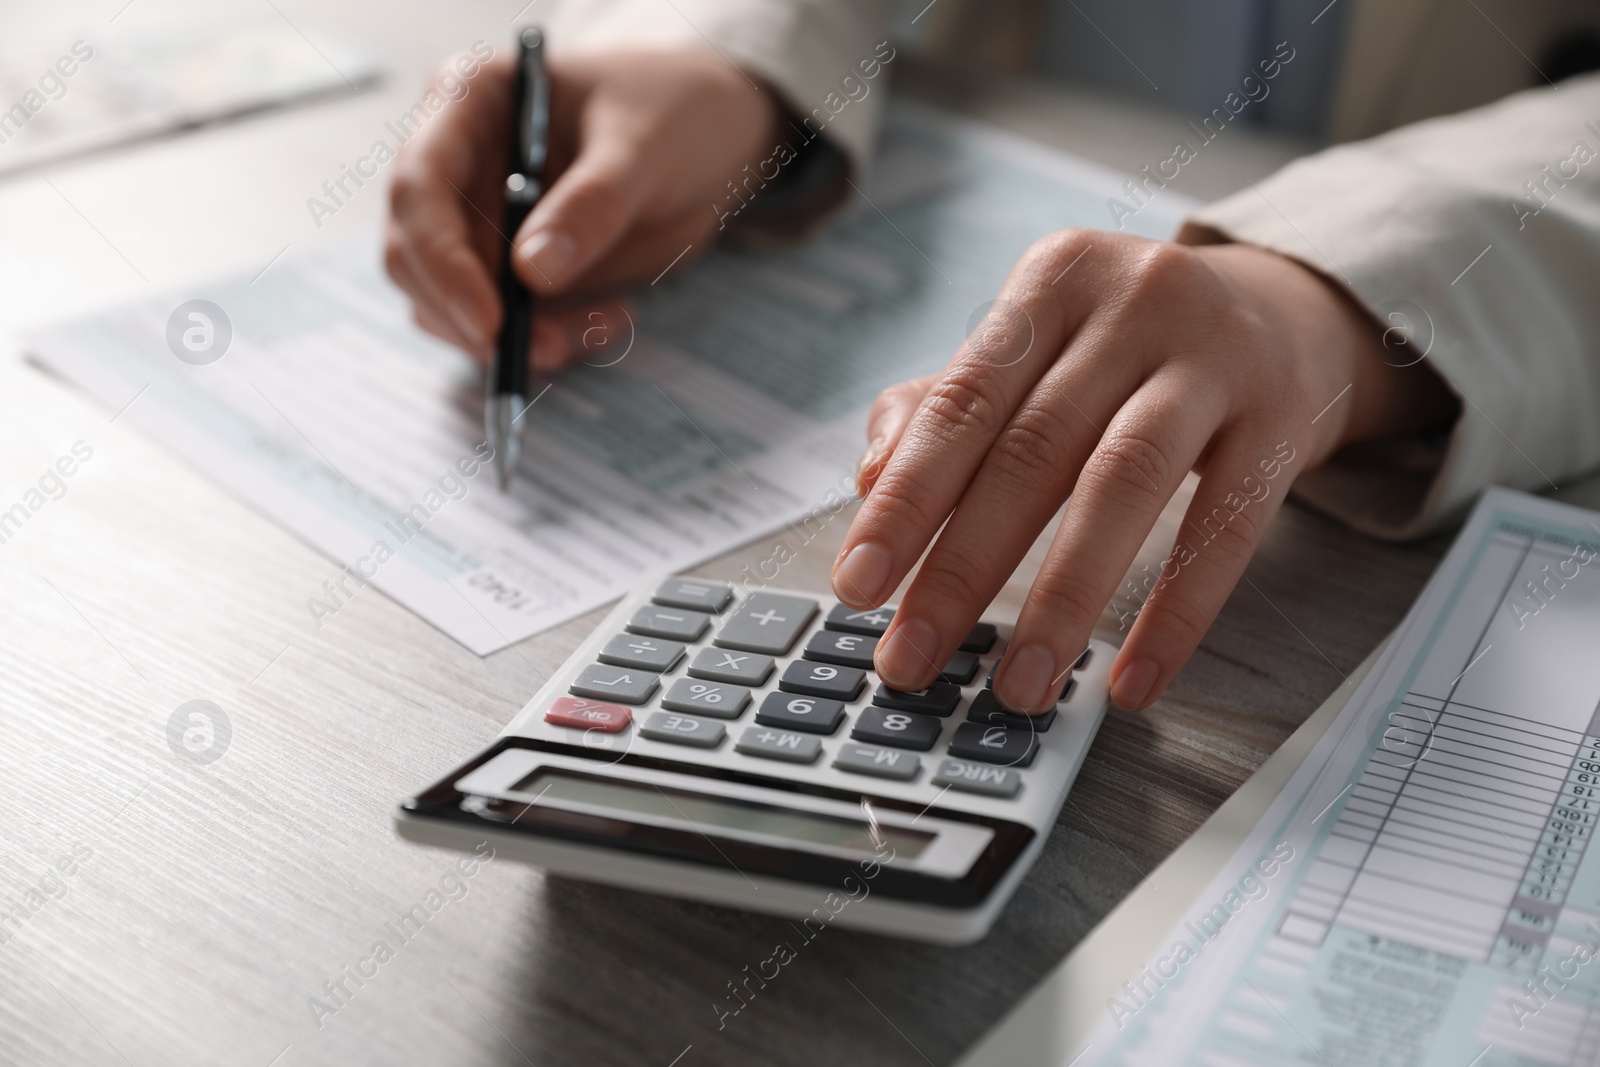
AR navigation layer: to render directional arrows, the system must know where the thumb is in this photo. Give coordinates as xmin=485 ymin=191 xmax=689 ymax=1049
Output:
xmin=512 ymin=141 xmax=645 ymax=294
xmin=858 ymin=373 xmax=938 ymax=497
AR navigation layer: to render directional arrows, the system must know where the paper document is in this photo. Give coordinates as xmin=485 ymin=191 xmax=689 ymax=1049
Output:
xmin=25 ymin=104 xmax=1187 ymax=654
xmin=0 ymin=16 xmax=381 ymax=176
xmin=1083 ymin=487 xmax=1600 ymax=1066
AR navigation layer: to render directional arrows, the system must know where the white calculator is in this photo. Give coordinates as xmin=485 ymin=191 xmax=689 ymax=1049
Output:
xmin=397 ymin=579 xmax=1112 ymax=944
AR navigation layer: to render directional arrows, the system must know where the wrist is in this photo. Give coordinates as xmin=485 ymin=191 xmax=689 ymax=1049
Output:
xmin=1195 ymin=242 xmax=1459 ymax=455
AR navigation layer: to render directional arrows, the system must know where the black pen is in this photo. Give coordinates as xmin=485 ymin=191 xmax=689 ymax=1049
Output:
xmin=488 ymin=26 xmax=550 ymax=491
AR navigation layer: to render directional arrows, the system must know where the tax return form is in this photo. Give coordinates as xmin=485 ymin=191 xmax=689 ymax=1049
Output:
xmin=1017 ymin=487 xmax=1600 ymax=1067
xmin=22 ymin=103 xmax=1186 ymax=654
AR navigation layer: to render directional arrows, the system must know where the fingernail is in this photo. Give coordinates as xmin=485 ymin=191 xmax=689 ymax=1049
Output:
xmin=996 ymin=643 xmax=1055 ymax=713
xmin=448 ymin=298 xmax=485 ymax=347
xmin=1111 ymin=658 xmax=1160 ymax=711
xmin=876 ymin=618 xmax=938 ymax=689
xmin=519 ymin=229 xmax=578 ymax=286
xmin=832 ymin=541 xmax=891 ymax=607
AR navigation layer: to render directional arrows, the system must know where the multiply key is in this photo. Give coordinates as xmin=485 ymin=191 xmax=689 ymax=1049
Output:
xmin=714 ymin=593 xmax=818 ymax=655
xmin=802 ymin=630 xmax=877 ymax=670
xmin=687 ymin=646 xmax=774 ymax=686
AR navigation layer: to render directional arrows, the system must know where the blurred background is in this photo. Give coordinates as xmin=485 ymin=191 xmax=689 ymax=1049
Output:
xmin=892 ymin=0 xmax=1600 ymax=141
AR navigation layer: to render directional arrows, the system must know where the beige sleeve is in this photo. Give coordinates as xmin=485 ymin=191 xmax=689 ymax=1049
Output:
xmin=1179 ymin=72 xmax=1600 ymax=540
xmin=541 ymin=0 xmax=894 ymax=197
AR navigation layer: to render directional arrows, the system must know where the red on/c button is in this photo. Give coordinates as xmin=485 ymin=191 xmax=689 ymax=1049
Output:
xmin=544 ymin=696 xmax=632 ymax=733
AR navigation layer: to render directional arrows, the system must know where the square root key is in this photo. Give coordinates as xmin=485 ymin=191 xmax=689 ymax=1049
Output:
xmin=569 ymin=663 xmax=660 ymax=705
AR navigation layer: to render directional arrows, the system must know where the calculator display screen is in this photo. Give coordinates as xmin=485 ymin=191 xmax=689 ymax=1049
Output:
xmin=519 ymin=770 xmax=934 ymax=859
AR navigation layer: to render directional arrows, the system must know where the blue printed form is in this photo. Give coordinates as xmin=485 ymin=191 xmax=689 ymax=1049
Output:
xmin=1089 ymin=487 xmax=1600 ymax=1066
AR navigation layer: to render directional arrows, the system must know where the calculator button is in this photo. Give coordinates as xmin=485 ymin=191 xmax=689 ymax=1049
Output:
xmin=755 ymin=691 xmax=845 ymax=735
xmin=569 ymin=664 xmax=659 ymax=705
xmin=687 ymin=647 xmax=774 ymax=686
xmin=802 ymin=630 xmax=877 ymax=670
xmin=933 ymin=758 xmax=1022 ymax=797
xmin=652 ymin=578 xmax=734 ymax=613
xmin=851 ymin=707 xmax=943 ymax=751
xmin=779 ymin=660 xmax=865 ymax=701
xmin=597 ymin=634 xmax=684 ymax=672
xmin=938 ymin=651 xmax=980 ymax=685
xmin=871 ymin=682 xmax=962 ymax=718
xmin=660 ymin=677 xmax=751 ymax=719
xmin=960 ymin=622 xmax=998 ymax=654
xmin=824 ymin=604 xmax=895 ymax=636
xmin=966 ymin=689 xmax=1055 ymax=731
xmin=985 ymin=661 xmax=1073 ymax=702
xmin=640 ymin=712 xmax=726 ymax=748
xmin=1075 ymin=647 xmax=1092 ymax=669
xmin=736 ymin=727 xmax=823 ymax=764
xmin=833 ymin=744 xmax=921 ymax=781
xmin=714 ymin=593 xmax=819 ymax=654
xmin=626 ymin=605 xmax=712 ymax=642
xmin=948 ymin=723 xmax=1039 ymax=767
xmin=545 ymin=696 xmax=632 ymax=732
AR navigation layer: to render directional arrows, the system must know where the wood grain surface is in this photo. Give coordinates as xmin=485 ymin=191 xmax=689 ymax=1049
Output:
xmin=1 ymin=5 xmax=1585 ymax=1066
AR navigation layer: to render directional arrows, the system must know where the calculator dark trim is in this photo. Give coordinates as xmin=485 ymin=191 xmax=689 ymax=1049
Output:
xmin=401 ymin=736 xmax=1036 ymax=908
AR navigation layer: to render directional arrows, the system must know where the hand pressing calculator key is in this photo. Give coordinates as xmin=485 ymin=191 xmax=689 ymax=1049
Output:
xmin=397 ymin=578 xmax=1113 ymax=943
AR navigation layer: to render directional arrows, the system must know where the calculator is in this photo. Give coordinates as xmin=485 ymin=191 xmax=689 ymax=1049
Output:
xmin=397 ymin=579 xmax=1113 ymax=944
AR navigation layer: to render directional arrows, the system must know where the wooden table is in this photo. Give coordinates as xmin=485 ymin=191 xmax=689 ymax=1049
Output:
xmin=1 ymin=5 xmax=1564 ymax=1065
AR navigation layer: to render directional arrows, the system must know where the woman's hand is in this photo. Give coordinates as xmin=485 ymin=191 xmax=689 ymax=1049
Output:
xmin=385 ymin=46 xmax=781 ymax=369
xmin=833 ymin=231 xmax=1457 ymax=713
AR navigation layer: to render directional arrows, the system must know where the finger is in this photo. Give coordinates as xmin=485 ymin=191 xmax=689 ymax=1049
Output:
xmin=554 ymin=208 xmax=717 ymax=296
xmin=987 ymin=374 xmax=1227 ymax=712
xmin=385 ymin=234 xmax=478 ymax=356
xmin=387 ymin=62 xmax=509 ymax=352
xmin=1109 ymin=433 xmax=1297 ymax=710
xmin=527 ymin=299 xmax=635 ymax=371
xmin=512 ymin=121 xmax=650 ymax=294
xmin=857 ymin=374 xmax=938 ymax=496
xmin=831 ymin=232 xmax=1102 ymax=611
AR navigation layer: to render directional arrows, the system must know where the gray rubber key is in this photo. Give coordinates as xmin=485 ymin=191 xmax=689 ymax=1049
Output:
xmin=713 ymin=593 xmax=818 ymax=655
xmin=597 ymin=633 xmax=684 ymax=672
xmin=626 ymin=604 xmax=712 ymax=642
xmin=801 ymin=630 xmax=877 ymax=670
xmin=932 ymin=758 xmax=1022 ymax=797
xmin=652 ymin=577 xmax=734 ymax=613
xmin=660 ymin=677 xmax=751 ymax=719
xmin=779 ymin=659 xmax=865 ymax=701
xmin=686 ymin=646 xmax=774 ymax=686
xmin=735 ymin=727 xmax=822 ymax=764
xmin=755 ymin=691 xmax=845 ymax=735
xmin=851 ymin=707 xmax=942 ymax=751
xmin=640 ymin=712 xmax=726 ymax=748
xmin=569 ymin=663 xmax=660 ymax=705
xmin=833 ymin=743 xmax=921 ymax=781
xmin=948 ymin=722 xmax=1039 ymax=767
xmin=824 ymin=604 xmax=896 ymax=636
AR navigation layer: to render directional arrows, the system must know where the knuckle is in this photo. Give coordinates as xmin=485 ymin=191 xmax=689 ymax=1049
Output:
xmin=922 ymin=369 xmax=1004 ymax=442
xmin=1029 ymin=570 xmax=1106 ymax=629
xmin=913 ymin=562 xmax=986 ymax=611
xmin=1127 ymin=242 xmax=1202 ymax=302
xmin=1022 ymin=228 xmax=1092 ymax=277
xmin=862 ymin=474 xmax=940 ymax=534
xmin=1083 ymin=431 xmax=1174 ymax=499
xmin=989 ymin=406 xmax=1075 ymax=483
